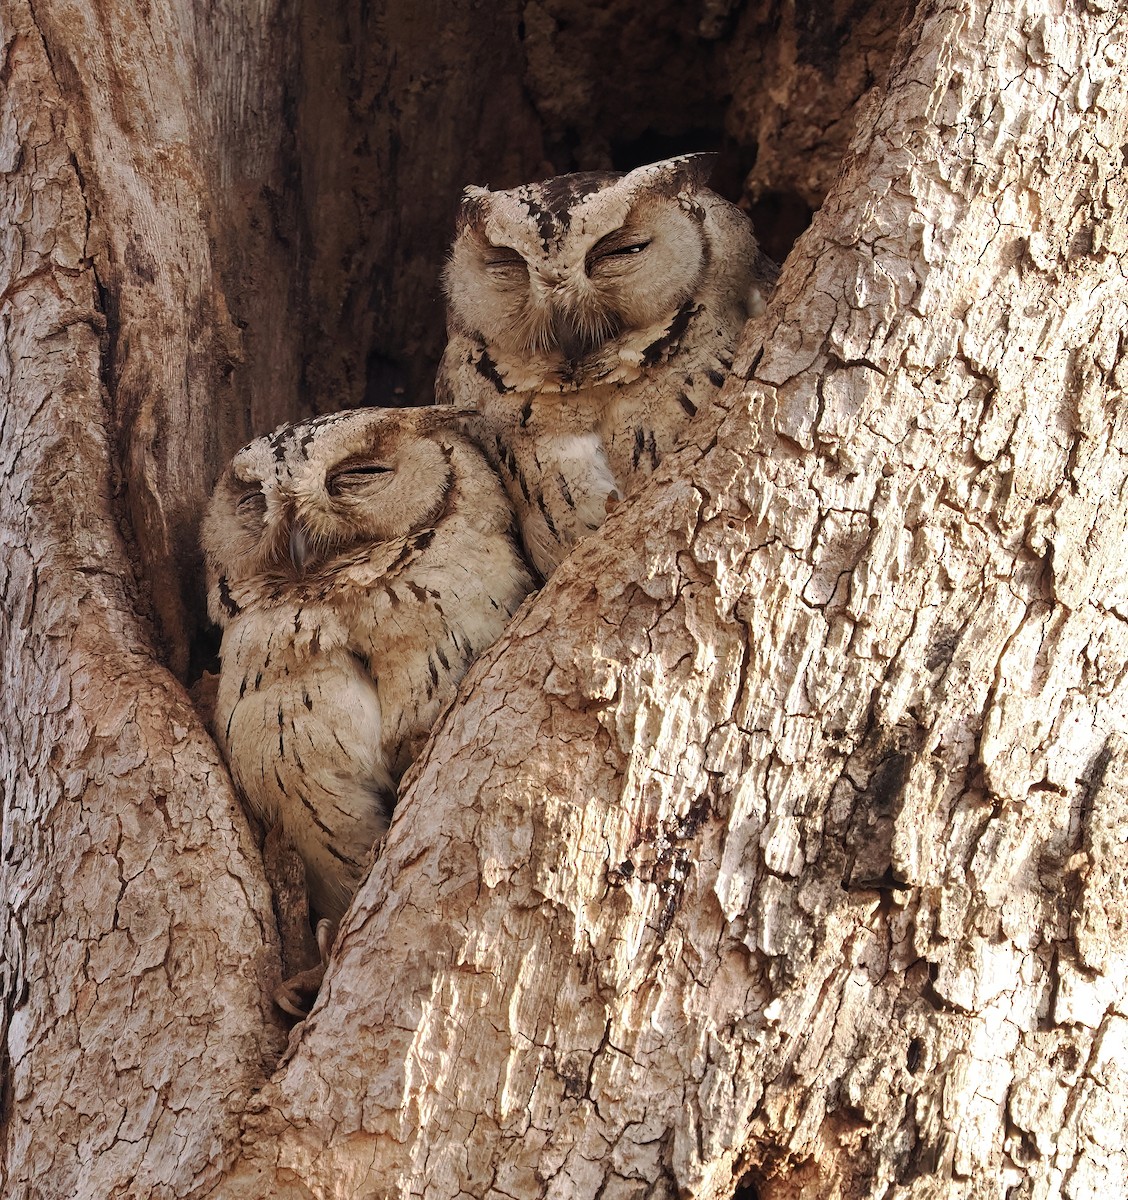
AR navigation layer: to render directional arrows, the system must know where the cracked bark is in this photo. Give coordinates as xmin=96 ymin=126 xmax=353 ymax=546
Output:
xmin=3 ymin=1 xmax=1127 ymax=1199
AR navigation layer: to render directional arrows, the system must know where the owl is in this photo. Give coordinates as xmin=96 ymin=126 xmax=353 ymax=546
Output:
xmin=437 ymin=153 xmax=777 ymax=577
xmin=201 ymin=406 xmax=536 ymax=935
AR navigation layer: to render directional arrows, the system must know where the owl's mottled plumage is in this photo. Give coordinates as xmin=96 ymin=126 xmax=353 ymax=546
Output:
xmin=202 ymin=406 xmax=535 ymax=927
xmin=438 ymin=153 xmax=777 ymax=577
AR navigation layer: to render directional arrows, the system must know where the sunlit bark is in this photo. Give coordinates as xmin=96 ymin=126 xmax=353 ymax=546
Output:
xmin=2 ymin=2 xmax=1125 ymax=1198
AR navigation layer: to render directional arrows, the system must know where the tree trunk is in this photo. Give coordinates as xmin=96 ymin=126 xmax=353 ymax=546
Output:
xmin=3 ymin=1 xmax=1126 ymax=1198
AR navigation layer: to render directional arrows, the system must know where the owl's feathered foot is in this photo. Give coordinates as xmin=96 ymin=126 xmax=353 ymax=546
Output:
xmin=262 ymin=824 xmax=333 ymax=1017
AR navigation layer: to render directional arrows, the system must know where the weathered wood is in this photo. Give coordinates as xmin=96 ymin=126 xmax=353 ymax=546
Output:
xmin=217 ymin=2 xmax=1128 ymax=1197
xmin=0 ymin=5 xmax=283 ymax=1195
xmin=2 ymin=0 xmax=1126 ymax=1197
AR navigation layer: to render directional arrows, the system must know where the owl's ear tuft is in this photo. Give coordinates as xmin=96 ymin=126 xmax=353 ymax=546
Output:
xmin=456 ymin=185 xmax=492 ymax=234
xmin=672 ymin=152 xmax=719 ymax=190
xmin=627 ymin=153 xmax=719 ymax=198
xmin=432 ymin=406 xmax=491 ymax=446
xmin=397 ymin=404 xmax=481 ymax=437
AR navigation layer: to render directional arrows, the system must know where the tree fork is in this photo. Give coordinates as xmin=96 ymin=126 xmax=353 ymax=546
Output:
xmin=2 ymin=1 xmax=1126 ymax=1198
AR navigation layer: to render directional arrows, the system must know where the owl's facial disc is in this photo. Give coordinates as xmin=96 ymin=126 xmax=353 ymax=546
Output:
xmin=545 ymin=232 xmax=658 ymax=361
xmin=287 ymin=461 xmax=393 ymax=575
xmin=284 ymin=435 xmax=452 ymax=574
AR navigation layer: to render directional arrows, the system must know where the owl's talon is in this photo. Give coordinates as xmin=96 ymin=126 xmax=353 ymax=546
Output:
xmin=315 ymin=918 xmax=335 ymax=962
xmin=273 ymin=961 xmax=328 ymax=1018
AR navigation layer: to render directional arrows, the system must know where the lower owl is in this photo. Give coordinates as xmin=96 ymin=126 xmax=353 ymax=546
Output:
xmin=437 ymin=153 xmax=778 ymax=577
xmin=202 ymin=406 xmax=536 ymax=932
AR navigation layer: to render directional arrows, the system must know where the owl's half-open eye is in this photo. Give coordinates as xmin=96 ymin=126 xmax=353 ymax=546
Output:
xmin=327 ymin=463 xmax=393 ymax=496
xmin=586 ymin=235 xmax=652 ymax=273
xmin=604 ymin=242 xmax=650 ymax=257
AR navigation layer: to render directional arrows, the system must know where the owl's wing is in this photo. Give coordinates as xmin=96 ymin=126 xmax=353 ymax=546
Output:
xmin=435 ymin=333 xmax=487 ymax=406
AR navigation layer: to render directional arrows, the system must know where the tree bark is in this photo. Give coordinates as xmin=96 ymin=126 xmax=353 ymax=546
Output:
xmin=3 ymin=1 xmax=1127 ymax=1198
xmin=0 ymin=6 xmax=284 ymax=1196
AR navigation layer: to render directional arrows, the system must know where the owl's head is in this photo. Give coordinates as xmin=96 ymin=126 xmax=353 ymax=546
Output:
xmin=444 ymin=154 xmax=718 ymax=365
xmin=202 ymin=408 xmax=468 ymax=621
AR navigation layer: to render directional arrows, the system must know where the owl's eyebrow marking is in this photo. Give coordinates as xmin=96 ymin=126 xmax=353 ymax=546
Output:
xmin=483 ymin=245 xmax=525 ymax=264
xmin=327 ymin=460 xmax=392 ymax=480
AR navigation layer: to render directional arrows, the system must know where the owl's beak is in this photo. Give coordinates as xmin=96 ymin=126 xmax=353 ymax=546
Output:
xmin=551 ymin=309 xmax=607 ymax=364
xmin=289 ymin=522 xmax=310 ymax=576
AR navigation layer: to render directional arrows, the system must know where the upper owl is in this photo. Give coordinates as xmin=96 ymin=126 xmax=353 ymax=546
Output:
xmin=438 ymin=154 xmax=777 ymax=577
xmin=202 ymin=406 xmax=536 ymax=928
xmin=441 ymin=153 xmax=776 ymax=394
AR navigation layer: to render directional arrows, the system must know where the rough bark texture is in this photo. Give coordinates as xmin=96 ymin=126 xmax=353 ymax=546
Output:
xmin=3 ymin=0 xmax=1127 ymax=1198
xmin=0 ymin=6 xmax=283 ymax=1195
